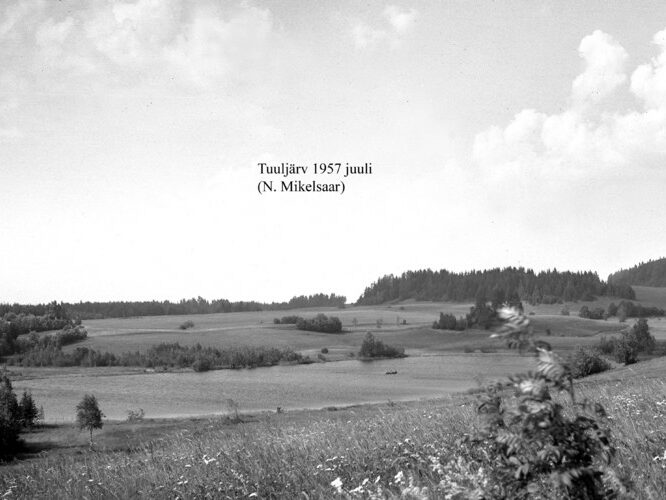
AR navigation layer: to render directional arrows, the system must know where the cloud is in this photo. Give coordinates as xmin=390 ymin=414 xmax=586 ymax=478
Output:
xmin=0 ymin=126 xmax=22 ymax=142
xmin=383 ymin=5 xmax=417 ymax=34
xmin=572 ymin=30 xmax=627 ymax=104
xmin=473 ymin=29 xmax=666 ymax=179
xmin=352 ymin=22 xmax=388 ymax=49
xmin=163 ymin=4 xmax=275 ymax=87
xmin=352 ymin=5 xmax=418 ymax=49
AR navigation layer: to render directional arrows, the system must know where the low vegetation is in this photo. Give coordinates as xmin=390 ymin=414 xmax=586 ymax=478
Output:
xmin=358 ymin=332 xmax=405 ymax=359
xmin=296 ymin=314 xmax=343 ymax=334
xmin=6 ymin=343 xmax=308 ymax=371
xmin=4 ymin=307 xmax=666 ymax=498
xmin=178 ymin=320 xmax=195 ymax=330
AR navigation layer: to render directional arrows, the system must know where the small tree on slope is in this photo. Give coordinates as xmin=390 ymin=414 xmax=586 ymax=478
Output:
xmin=76 ymin=394 xmax=104 ymax=449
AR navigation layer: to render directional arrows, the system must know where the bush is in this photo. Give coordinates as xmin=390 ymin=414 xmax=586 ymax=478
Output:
xmin=433 ymin=313 xmax=467 ymax=331
xmin=358 ymin=332 xmax=405 ymax=359
xmin=192 ymin=357 xmax=212 ymax=372
xmin=0 ymin=372 xmax=21 ymax=458
xmin=126 ymin=408 xmax=145 ymax=422
xmin=625 ymin=318 xmax=656 ymax=354
xmin=320 ymin=347 xmax=328 ymax=354
xmin=598 ymin=336 xmax=615 ymax=355
xmin=568 ymin=347 xmax=611 ymax=378
xmin=278 ymin=315 xmax=302 ymax=325
xmin=560 ymin=307 xmax=570 ymax=316
xmin=179 ymin=320 xmax=195 ymax=330
xmin=613 ymin=337 xmax=638 ymax=365
xmin=476 ymin=307 xmax=620 ymax=499
xmin=296 ymin=314 xmax=342 ymax=334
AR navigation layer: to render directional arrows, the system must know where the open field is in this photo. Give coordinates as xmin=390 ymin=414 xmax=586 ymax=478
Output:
xmin=64 ymin=300 xmax=632 ymax=357
xmin=3 ymin=357 xmax=666 ymax=499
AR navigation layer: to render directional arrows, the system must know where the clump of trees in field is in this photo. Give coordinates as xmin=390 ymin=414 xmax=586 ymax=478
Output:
xmin=0 ymin=302 xmax=77 ymax=357
xmin=432 ymin=313 xmax=467 ymax=331
xmin=357 ymin=267 xmax=635 ymax=306
xmin=179 ymin=320 xmax=195 ymax=330
xmin=0 ymin=372 xmax=40 ymax=460
xmin=579 ymin=300 xmax=664 ymax=321
xmin=296 ymin=314 xmax=343 ymax=333
xmin=273 ymin=315 xmax=302 ymax=325
xmin=358 ymin=332 xmax=405 ymax=359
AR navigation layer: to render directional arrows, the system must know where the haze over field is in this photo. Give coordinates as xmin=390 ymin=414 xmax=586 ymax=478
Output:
xmin=2 ymin=1 xmax=666 ymax=305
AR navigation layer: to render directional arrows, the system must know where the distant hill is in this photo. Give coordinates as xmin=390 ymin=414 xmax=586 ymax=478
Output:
xmin=356 ymin=267 xmax=635 ymax=306
xmin=608 ymin=258 xmax=666 ymax=287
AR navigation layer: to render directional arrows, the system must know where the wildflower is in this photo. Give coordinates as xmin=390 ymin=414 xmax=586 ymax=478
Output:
xmin=331 ymin=477 xmax=343 ymax=493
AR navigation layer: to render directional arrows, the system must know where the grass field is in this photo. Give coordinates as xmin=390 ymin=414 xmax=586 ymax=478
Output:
xmin=3 ymin=356 xmax=666 ymax=499
xmin=63 ymin=300 xmax=631 ymax=358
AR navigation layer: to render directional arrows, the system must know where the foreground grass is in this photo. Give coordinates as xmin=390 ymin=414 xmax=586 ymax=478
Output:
xmin=2 ymin=363 xmax=666 ymax=499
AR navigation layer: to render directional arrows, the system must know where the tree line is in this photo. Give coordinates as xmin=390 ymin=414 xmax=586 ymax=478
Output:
xmin=608 ymin=257 xmax=666 ymax=287
xmin=356 ymin=267 xmax=635 ymax=305
xmin=0 ymin=293 xmax=347 ymax=320
xmin=5 ymin=342 xmax=308 ymax=371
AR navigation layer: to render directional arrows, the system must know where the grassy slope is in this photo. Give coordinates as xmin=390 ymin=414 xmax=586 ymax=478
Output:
xmin=2 ymin=357 xmax=666 ymax=499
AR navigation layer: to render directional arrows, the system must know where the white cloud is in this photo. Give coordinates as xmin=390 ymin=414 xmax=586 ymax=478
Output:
xmin=352 ymin=22 xmax=387 ymax=49
xmin=352 ymin=5 xmax=418 ymax=49
xmin=0 ymin=126 xmax=22 ymax=142
xmin=473 ymin=28 xmax=666 ymax=179
xmin=164 ymin=4 xmax=275 ymax=87
xmin=572 ymin=30 xmax=627 ymax=104
xmin=383 ymin=5 xmax=417 ymax=34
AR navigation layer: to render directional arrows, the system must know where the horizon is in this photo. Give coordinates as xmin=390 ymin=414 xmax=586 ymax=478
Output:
xmin=2 ymin=1 xmax=666 ymax=304
xmin=0 ymin=260 xmax=651 ymax=306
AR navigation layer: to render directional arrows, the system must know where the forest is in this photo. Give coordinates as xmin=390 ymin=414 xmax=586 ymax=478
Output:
xmin=608 ymin=257 xmax=666 ymax=287
xmin=356 ymin=267 xmax=635 ymax=305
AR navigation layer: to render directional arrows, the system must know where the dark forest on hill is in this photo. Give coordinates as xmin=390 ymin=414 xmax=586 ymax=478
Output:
xmin=356 ymin=267 xmax=635 ymax=305
xmin=608 ymin=258 xmax=666 ymax=287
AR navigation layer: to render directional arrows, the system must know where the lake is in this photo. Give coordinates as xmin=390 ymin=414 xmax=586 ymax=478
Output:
xmin=12 ymin=353 xmax=531 ymax=421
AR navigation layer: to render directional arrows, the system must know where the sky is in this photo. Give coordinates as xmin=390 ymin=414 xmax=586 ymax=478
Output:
xmin=2 ymin=0 xmax=666 ymax=304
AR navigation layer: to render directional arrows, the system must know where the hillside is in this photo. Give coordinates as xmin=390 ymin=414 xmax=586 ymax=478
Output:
xmin=609 ymin=257 xmax=666 ymax=287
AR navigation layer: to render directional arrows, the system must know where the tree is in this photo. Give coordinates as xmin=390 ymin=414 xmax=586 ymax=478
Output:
xmin=76 ymin=394 xmax=104 ymax=449
xmin=0 ymin=372 xmax=21 ymax=458
xmin=19 ymin=390 xmax=38 ymax=429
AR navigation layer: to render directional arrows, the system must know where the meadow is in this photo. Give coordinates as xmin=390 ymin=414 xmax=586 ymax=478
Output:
xmin=2 ymin=357 xmax=666 ymax=499
xmin=4 ymin=293 xmax=666 ymax=498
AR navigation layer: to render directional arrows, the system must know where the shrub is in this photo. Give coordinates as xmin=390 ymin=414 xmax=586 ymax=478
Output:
xmin=317 ymin=353 xmax=326 ymax=361
xmin=179 ymin=320 xmax=195 ymax=330
xmin=126 ymin=408 xmax=145 ymax=422
xmin=192 ymin=357 xmax=212 ymax=372
xmin=568 ymin=347 xmax=611 ymax=378
xmin=625 ymin=318 xmax=655 ymax=354
xmin=320 ymin=347 xmax=328 ymax=354
xmin=476 ymin=307 xmax=621 ymax=499
xmin=561 ymin=307 xmax=570 ymax=316
xmin=598 ymin=336 xmax=615 ymax=355
xmin=613 ymin=337 xmax=637 ymax=365
xmin=279 ymin=315 xmax=302 ymax=325
xmin=358 ymin=332 xmax=405 ymax=359
xmin=296 ymin=314 xmax=342 ymax=334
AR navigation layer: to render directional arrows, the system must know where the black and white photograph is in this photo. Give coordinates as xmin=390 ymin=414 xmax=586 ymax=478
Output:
xmin=2 ymin=1 xmax=666 ymax=498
